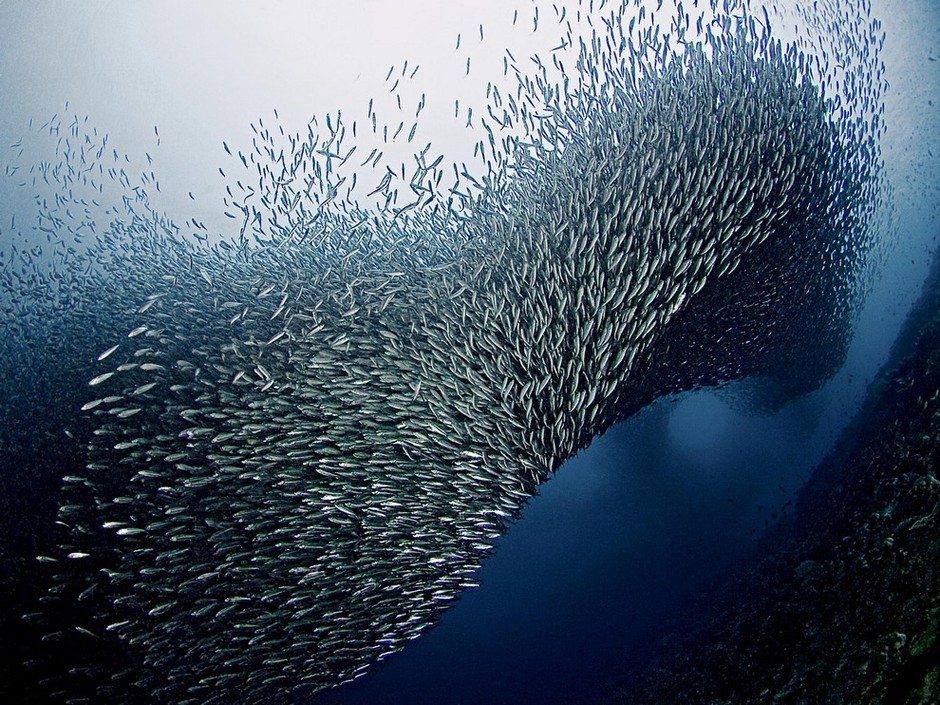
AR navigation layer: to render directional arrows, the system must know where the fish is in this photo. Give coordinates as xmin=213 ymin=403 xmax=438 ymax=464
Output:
xmin=96 ymin=344 xmax=120 ymax=361
xmin=2 ymin=1 xmax=887 ymax=703
xmin=88 ymin=372 xmax=115 ymax=386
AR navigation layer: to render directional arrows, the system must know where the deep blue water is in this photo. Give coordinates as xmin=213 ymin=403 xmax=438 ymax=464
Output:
xmin=312 ymin=385 xmax=841 ymax=705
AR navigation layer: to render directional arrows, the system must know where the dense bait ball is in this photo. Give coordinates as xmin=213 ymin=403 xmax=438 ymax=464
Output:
xmin=1 ymin=1 xmax=886 ymax=703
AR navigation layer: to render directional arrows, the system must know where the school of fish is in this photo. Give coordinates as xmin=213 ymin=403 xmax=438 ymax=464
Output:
xmin=0 ymin=0 xmax=887 ymax=703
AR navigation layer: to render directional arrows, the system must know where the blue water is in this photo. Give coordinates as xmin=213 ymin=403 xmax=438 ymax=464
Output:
xmin=313 ymin=385 xmax=831 ymax=705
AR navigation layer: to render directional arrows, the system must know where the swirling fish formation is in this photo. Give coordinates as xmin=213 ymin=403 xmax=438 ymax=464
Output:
xmin=1 ymin=1 xmax=886 ymax=703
